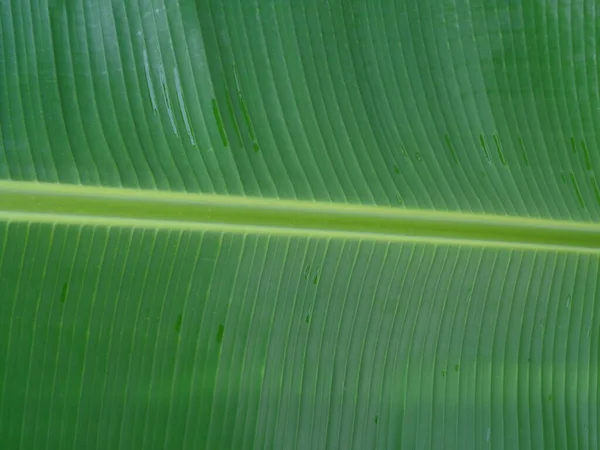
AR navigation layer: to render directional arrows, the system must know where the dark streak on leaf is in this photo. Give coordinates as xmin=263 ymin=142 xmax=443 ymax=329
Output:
xmin=570 ymin=172 xmax=585 ymax=207
xmin=479 ymin=134 xmax=492 ymax=164
xmin=216 ymin=324 xmax=225 ymax=344
xmin=225 ymin=90 xmax=244 ymax=145
xmin=581 ymin=140 xmax=592 ymax=170
xmin=212 ymin=99 xmax=229 ymax=147
xmin=175 ymin=314 xmax=183 ymax=333
xmin=591 ymin=176 xmax=600 ymax=206
xmin=518 ymin=137 xmax=529 ymax=166
xmin=493 ymin=134 xmax=507 ymax=166
xmin=59 ymin=282 xmax=68 ymax=303
xmin=445 ymin=134 xmax=459 ymax=164
xmin=239 ymin=92 xmax=256 ymax=142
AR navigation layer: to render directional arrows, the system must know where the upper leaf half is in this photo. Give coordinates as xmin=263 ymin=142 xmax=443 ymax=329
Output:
xmin=2 ymin=0 xmax=599 ymax=222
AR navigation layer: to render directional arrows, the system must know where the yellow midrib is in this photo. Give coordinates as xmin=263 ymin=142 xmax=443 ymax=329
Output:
xmin=1 ymin=180 xmax=600 ymax=253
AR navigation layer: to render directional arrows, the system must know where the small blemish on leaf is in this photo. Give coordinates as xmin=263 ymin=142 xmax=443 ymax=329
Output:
xmin=175 ymin=314 xmax=183 ymax=333
xmin=399 ymin=144 xmax=409 ymax=158
xmin=518 ymin=137 xmax=529 ymax=166
xmin=479 ymin=134 xmax=492 ymax=165
xmin=591 ymin=177 xmax=600 ymax=206
xmin=393 ymin=164 xmax=400 ymax=174
xmin=570 ymin=172 xmax=585 ymax=207
xmin=465 ymin=288 xmax=473 ymax=303
xmin=519 ymin=137 xmax=529 ymax=167
xmin=455 ymin=364 xmax=460 ymax=372
xmin=441 ymin=370 xmax=447 ymax=377
xmin=493 ymin=133 xmax=507 ymax=166
xmin=581 ymin=140 xmax=592 ymax=170
xmin=212 ymin=99 xmax=228 ymax=147
xmin=305 ymin=314 xmax=310 ymax=324
xmin=216 ymin=324 xmax=225 ymax=344
xmin=312 ymin=267 xmax=321 ymax=285
xmin=445 ymin=134 xmax=459 ymax=164
xmin=59 ymin=282 xmax=68 ymax=303
xmin=303 ymin=265 xmax=311 ymax=281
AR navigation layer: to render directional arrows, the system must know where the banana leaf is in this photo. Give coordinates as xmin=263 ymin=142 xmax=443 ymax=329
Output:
xmin=0 ymin=1 xmax=598 ymax=448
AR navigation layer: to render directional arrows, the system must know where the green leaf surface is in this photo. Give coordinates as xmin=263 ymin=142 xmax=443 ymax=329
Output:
xmin=0 ymin=1 xmax=598 ymax=449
